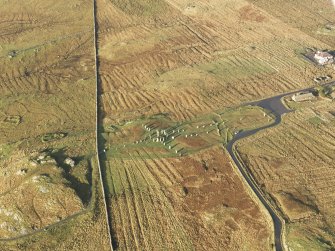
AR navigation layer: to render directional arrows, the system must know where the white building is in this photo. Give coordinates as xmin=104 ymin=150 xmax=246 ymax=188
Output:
xmin=314 ymin=51 xmax=334 ymax=65
xmin=292 ymin=92 xmax=316 ymax=102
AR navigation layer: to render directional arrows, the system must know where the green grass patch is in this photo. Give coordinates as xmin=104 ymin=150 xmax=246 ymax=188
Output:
xmin=287 ymin=224 xmax=332 ymax=251
xmin=110 ymin=0 xmax=169 ymax=16
xmin=308 ymin=116 xmax=323 ymax=126
xmin=104 ymin=105 xmax=274 ymax=159
xmin=198 ymin=56 xmax=276 ymax=81
xmin=3 ymin=115 xmax=21 ymax=125
xmin=41 ymin=132 xmax=67 ymax=142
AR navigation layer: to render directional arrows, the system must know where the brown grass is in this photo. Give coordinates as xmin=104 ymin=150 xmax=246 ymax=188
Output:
xmin=103 ymin=146 xmax=272 ymax=250
xmin=98 ymin=0 xmax=333 ymax=123
xmin=96 ymin=0 xmax=335 ymax=250
xmin=1 ymin=0 xmax=334 ymax=249
xmin=0 ymin=0 xmax=110 ymax=249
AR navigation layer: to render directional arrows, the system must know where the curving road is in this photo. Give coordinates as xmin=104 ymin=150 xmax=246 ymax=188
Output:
xmin=227 ymin=112 xmax=285 ymax=251
xmin=226 ymin=81 xmax=335 ymax=251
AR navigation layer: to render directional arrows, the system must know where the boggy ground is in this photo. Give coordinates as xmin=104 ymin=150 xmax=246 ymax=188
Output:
xmin=103 ymin=146 xmax=272 ymax=250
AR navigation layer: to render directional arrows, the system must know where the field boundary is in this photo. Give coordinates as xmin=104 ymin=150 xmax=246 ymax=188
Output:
xmin=0 ymin=209 xmax=90 ymax=242
xmin=93 ymin=0 xmax=114 ymax=250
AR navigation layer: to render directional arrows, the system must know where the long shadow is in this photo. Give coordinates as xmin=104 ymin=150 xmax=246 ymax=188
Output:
xmin=93 ymin=0 xmax=118 ymax=249
xmin=46 ymin=148 xmax=92 ymax=206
